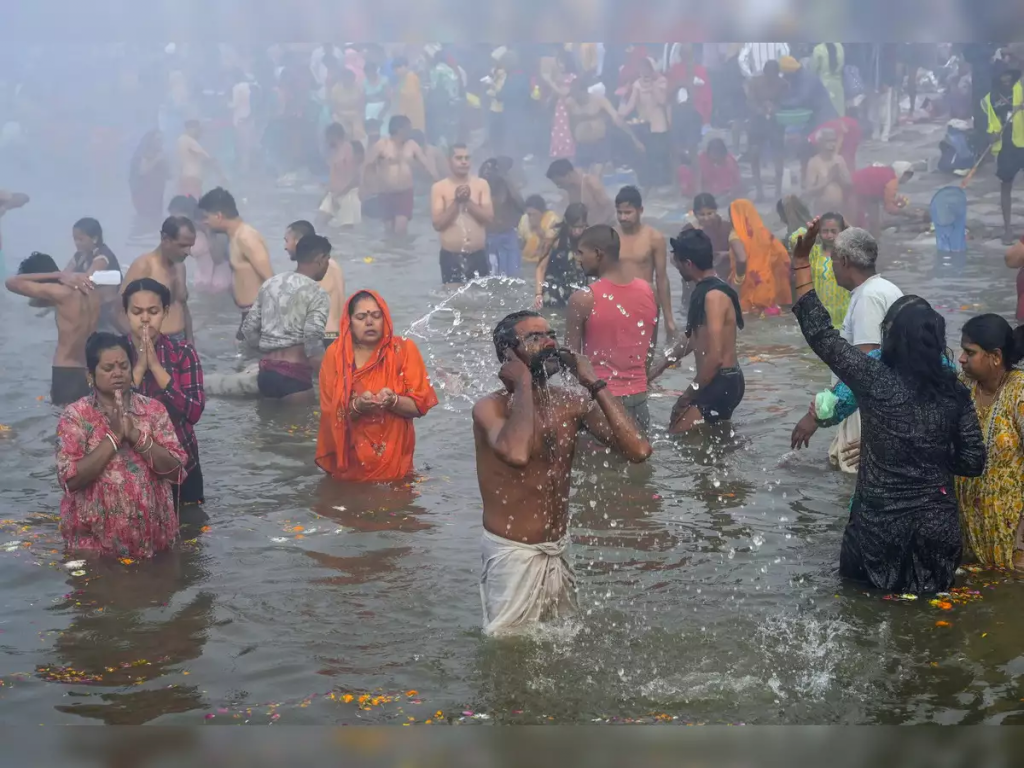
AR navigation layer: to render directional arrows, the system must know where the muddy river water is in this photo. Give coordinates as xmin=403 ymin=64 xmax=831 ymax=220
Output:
xmin=0 ymin=166 xmax=1022 ymax=725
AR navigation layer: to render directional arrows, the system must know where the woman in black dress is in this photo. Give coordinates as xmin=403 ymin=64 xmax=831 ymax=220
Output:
xmin=792 ymin=284 xmax=986 ymax=594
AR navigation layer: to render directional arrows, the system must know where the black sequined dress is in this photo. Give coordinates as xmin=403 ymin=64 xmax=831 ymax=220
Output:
xmin=793 ymin=290 xmax=986 ymax=594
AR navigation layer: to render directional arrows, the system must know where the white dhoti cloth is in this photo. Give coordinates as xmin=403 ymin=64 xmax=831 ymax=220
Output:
xmin=480 ymin=530 xmax=578 ymax=636
xmin=319 ymin=188 xmax=362 ymax=227
xmin=829 ymin=409 xmax=861 ymax=474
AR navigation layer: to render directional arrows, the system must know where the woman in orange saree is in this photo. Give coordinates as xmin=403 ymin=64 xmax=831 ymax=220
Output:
xmin=316 ymin=290 xmax=438 ymax=482
xmin=729 ymin=199 xmax=792 ymax=314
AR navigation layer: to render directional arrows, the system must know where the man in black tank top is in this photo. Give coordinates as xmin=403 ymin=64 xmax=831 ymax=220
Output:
xmin=649 ymin=228 xmax=745 ymax=433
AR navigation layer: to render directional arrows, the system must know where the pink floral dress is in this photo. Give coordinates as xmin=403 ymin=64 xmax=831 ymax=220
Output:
xmin=56 ymin=394 xmax=188 ymax=559
xmin=549 ymin=73 xmax=577 ymax=159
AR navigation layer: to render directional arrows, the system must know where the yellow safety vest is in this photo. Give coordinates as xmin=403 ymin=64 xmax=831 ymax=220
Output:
xmin=983 ymin=81 xmax=1024 ymax=154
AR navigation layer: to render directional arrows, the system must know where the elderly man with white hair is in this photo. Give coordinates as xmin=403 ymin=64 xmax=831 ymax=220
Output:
xmin=790 ymin=223 xmax=903 ymax=473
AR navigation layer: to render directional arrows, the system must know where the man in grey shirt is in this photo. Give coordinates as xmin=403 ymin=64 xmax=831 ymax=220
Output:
xmin=241 ymin=234 xmax=331 ymax=402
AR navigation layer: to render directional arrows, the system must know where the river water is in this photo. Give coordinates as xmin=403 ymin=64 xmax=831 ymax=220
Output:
xmin=1 ymin=168 xmax=1022 ymax=726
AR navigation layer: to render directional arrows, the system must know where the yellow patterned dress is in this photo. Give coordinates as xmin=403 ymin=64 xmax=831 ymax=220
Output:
xmin=789 ymin=229 xmax=850 ymax=328
xmin=956 ymin=370 xmax=1024 ymax=569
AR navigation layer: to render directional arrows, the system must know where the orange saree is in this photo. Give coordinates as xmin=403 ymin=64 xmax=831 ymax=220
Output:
xmin=729 ymin=199 xmax=792 ymax=312
xmin=316 ymin=290 xmax=438 ymax=482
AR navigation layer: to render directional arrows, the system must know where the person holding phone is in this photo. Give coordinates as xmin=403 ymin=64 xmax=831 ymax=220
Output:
xmin=472 ymin=310 xmax=652 ymax=636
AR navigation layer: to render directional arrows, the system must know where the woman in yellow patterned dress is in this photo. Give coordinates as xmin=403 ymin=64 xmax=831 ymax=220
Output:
xmin=785 ymin=206 xmax=850 ymax=329
xmin=956 ymin=314 xmax=1024 ymax=569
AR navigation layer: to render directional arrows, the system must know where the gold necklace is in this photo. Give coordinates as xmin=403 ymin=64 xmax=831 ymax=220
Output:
xmin=976 ymin=371 xmax=1009 ymax=408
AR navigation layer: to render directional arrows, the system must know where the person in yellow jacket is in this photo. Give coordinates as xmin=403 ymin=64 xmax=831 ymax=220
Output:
xmin=983 ymin=68 xmax=1024 ymax=244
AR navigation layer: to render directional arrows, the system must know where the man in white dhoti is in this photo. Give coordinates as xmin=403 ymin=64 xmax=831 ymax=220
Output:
xmin=472 ymin=310 xmax=653 ymax=636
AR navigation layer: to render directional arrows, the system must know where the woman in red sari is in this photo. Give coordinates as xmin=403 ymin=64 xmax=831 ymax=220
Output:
xmin=316 ymin=290 xmax=438 ymax=482
xmin=57 ymin=333 xmax=187 ymax=559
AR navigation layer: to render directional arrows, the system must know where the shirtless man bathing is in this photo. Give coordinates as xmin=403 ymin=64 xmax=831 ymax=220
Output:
xmin=366 ymin=115 xmax=437 ymax=235
xmin=473 ymin=310 xmax=652 ymax=635
xmin=197 ymin=187 xmax=273 ymax=340
xmin=121 ymin=215 xmax=196 ymax=344
xmin=5 ymin=251 xmax=100 ymax=405
xmin=546 ymin=158 xmax=616 ymax=227
xmin=614 ymin=185 xmax=677 ymax=341
xmin=431 ymin=143 xmax=494 ymax=289
xmin=648 ymin=228 xmax=744 ymax=433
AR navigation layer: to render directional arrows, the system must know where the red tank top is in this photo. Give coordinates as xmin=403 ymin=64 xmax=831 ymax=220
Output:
xmin=583 ymin=278 xmax=658 ymax=397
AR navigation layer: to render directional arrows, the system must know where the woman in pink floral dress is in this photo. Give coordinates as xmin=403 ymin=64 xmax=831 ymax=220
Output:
xmin=56 ymin=333 xmax=188 ymax=559
xmin=545 ymin=51 xmax=577 ymax=160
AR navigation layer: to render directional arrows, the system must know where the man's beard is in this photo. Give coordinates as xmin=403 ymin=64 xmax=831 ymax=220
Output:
xmin=529 ymin=348 xmax=564 ymax=384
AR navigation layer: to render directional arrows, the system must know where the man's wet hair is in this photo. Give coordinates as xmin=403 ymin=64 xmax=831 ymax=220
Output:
xmin=287 ymin=220 xmax=316 ymax=241
xmin=763 ymin=60 xmax=781 ymax=77
xmin=546 ymin=158 xmax=574 ymax=180
xmin=161 ymin=215 xmax=196 ymax=240
xmin=122 ymin=277 xmax=172 ymax=311
xmin=295 ymin=234 xmax=332 ymax=263
xmin=197 ymin=187 xmax=239 ymax=219
xmin=493 ymin=310 xmax=542 ymax=362
xmin=615 ymin=185 xmax=643 ymax=209
xmin=670 ymin=228 xmax=714 ymax=271
xmin=18 ymin=251 xmax=60 ymax=277
xmin=577 ymin=225 xmax=620 ymax=261
xmin=449 ymin=142 xmax=468 ymax=158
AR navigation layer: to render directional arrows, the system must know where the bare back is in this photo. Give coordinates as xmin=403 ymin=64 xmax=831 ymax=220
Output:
xmin=570 ymin=96 xmax=610 ymax=143
xmin=229 ymin=222 xmax=273 ymax=308
xmin=617 ymin=224 xmax=659 ymax=284
xmin=691 ymin=288 xmax=739 ymax=377
xmin=579 ymin=174 xmax=615 ymax=226
xmin=474 ymin=388 xmax=589 ymax=545
xmin=123 ymin=251 xmax=188 ymax=334
xmin=55 ymin=289 xmax=101 ymax=368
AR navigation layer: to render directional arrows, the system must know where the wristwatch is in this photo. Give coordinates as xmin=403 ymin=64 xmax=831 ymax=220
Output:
xmin=585 ymin=379 xmax=608 ymax=398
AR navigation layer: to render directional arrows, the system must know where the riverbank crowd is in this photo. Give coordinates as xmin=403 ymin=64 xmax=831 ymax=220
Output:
xmin=2 ymin=42 xmax=1024 ymax=636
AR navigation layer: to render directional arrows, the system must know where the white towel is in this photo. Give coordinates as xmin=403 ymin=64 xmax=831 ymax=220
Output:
xmin=480 ymin=530 xmax=577 ymax=636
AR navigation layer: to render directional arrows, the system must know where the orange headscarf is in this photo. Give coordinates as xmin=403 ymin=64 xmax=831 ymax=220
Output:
xmin=316 ymin=290 xmax=438 ymax=482
xmin=729 ymin=199 xmax=792 ymax=313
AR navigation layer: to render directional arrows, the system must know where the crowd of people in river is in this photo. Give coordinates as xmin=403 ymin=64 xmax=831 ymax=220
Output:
xmin=2 ymin=41 xmax=1024 ymax=636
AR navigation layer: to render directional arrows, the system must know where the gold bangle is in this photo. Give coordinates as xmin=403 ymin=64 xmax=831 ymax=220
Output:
xmin=106 ymin=433 xmax=120 ymax=451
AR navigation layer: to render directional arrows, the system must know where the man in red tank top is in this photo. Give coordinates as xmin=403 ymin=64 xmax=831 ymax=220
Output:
xmin=566 ymin=225 xmax=658 ymax=432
